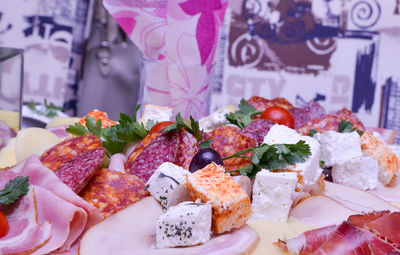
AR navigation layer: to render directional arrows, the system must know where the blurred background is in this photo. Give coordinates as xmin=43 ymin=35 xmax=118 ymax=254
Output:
xmin=0 ymin=0 xmax=399 ymax=141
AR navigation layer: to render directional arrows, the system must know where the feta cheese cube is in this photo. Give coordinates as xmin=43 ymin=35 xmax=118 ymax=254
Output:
xmin=140 ymin=104 xmax=173 ymax=124
xmin=263 ymin=124 xmax=322 ymax=186
xmin=145 ymin=162 xmax=190 ymax=211
xmin=199 ymin=105 xmax=236 ymax=133
xmin=315 ymin=131 xmax=362 ymax=167
xmin=156 ymin=201 xmax=212 ymax=248
xmin=252 ymin=170 xmax=297 ymax=222
xmin=186 ymin=163 xmax=251 ymax=234
xmin=332 ymin=157 xmax=379 ymax=190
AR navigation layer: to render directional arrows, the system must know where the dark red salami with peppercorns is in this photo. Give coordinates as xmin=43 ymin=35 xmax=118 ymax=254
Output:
xmin=239 ymin=119 xmax=274 ymax=145
xmin=126 ymin=132 xmax=180 ymax=182
xmin=54 ymin=147 xmax=106 ymax=193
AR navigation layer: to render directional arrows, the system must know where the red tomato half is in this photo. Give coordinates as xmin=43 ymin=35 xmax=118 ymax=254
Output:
xmin=0 ymin=211 xmax=9 ymax=238
xmin=260 ymin=106 xmax=295 ymax=129
xmin=148 ymin=121 xmax=175 ymax=135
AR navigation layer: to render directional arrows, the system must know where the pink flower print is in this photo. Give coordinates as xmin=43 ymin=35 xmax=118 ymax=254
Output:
xmin=179 ymin=0 xmax=224 ymax=66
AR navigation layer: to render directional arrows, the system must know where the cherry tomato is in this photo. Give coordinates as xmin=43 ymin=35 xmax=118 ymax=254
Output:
xmin=0 ymin=211 xmax=9 ymax=238
xmin=260 ymin=106 xmax=295 ymax=129
xmin=148 ymin=121 xmax=175 ymax=135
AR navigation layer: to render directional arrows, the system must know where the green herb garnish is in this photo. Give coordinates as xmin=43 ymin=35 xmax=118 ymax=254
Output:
xmin=225 ymin=99 xmax=262 ymax=129
xmin=199 ymin=139 xmax=213 ymax=149
xmin=27 ymin=99 xmax=64 ymax=118
xmin=223 ymin=140 xmax=311 ymax=178
xmin=308 ymin=129 xmax=317 ymax=137
xmin=162 ymin=113 xmax=204 ymax=142
xmin=338 ymin=120 xmax=364 ymax=136
xmin=0 ymin=176 xmax=30 ymax=205
xmin=66 ymin=105 xmax=151 ymax=156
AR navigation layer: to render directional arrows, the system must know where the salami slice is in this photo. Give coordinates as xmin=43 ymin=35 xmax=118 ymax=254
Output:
xmin=302 ymin=101 xmax=326 ymax=120
xmin=175 ymin=130 xmax=199 ymax=170
xmin=125 ymin=132 xmax=179 ymax=182
xmin=208 ymin=126 xmax=257 ymax=172
xmin=40 ymin=134 xmax=102 ymax=171
xmin=80 ymin=169 xmax=148 ymax=217
xmin=54 ymin=147 xmax=106 ymax=193
xmin=126 ymin=132 xmax=163 ymax=165
xmin=298 ymin=108 xmax=365 ymax=135
xmin=239 ymin=119 xmax=274 ymax=145
xmin=247 ymin=96 xmax=294 ymax=113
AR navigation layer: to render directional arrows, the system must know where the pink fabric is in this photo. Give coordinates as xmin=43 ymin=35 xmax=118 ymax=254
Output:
xmin=103 ymin=0 xmax=229 ymax=119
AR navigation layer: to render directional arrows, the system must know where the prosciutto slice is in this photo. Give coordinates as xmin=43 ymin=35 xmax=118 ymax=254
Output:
xmin=0 ymin=189 xmax=51 ymax=255
xmin=280 ymin=212 xmax=400 ymax=255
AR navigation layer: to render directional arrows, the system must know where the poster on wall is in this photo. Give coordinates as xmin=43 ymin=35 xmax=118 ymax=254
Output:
xmin=0 ymin=0 xmax=90 ymax=115
xmin=211 ymin=0 xmax=400 ymax=130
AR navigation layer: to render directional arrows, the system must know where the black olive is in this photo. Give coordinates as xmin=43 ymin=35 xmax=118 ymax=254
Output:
xmin=189 ymin=148 xmax=223 ymax=173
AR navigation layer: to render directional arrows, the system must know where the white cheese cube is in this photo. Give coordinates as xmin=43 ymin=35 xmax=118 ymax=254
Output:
xmin=315 ymin=131 xmax=362 ymax=167
xmin=251 ymin=170 xmax=297 ymax=222
xmin=332 ymin=157 xmax=379 ymax=190
xmin=263 ymin=124 xmax=322 ymax=186
xmin=199 ymin=105 xmax=235 ymax=133
xmin=140 ymin=104 xmax=173 ymax=124
xmin=145 ymin=162 xmax=190 ymax=211
xmin=156 ymin=201 xmax=212 ymax=248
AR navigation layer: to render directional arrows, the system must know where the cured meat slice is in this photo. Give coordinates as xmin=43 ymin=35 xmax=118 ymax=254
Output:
xmin=284 ymin=225 xmax=337 ymax=254
xmin=239 ymin=119 xmax=274 ymax=145
xmin=108 ymin=153 xmax=126 ymax=173
xmin=289 ymin=107 xmax=310 ymax=130
xmin=247 ymin=96 xmax=294 ymax=113
xmin=81 ymin=169 xmax=148 ymax=217
xmin=312 ymin=222 xmax=372 ymax=255
xmin=125 ymin=132 xmax=163 ymax=168
xmin=0 ymin=189 xmax=51 ymax=255
xmin=301 ymin=101 xmax=326 ymax=120
xmin=207 ymin=126 xmax=257 ymax=172
xmin=54 ymin=147 xmax=105 ymax=194
xmin=80 ymin=197 xmax=259 ymax=255
xmin=298 ymin=108 xmax=365 ymax=135
xmin=175 ymin=130 xmax=199 ymax=170
xmin=351 ymin=211 xmax=400 ymax=248
xmin=10 ymin=155 xmax=103 ymax=230
xmin=125 ymin=132 xmax=179 ymax=182
xmin=40 ymin=134 xmax=102 ymax=171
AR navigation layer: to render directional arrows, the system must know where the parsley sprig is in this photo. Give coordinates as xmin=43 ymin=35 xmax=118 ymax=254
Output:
xmin=162 ymin=113 xmax=212 ymax=148
xmin=0 ymin=176 xmax=30 ymax=205
xmin=223 ymin=140 xmax=311 ymax=178
xmin=66 ymin=105 xmax=152 ymax=156
xmin=338 ymin=120 xmax=364 ymax=136
xmin=27 ymin=99 xmax=64 ymax=118
xmin=225 ymin=99 xmax=262 ymax=129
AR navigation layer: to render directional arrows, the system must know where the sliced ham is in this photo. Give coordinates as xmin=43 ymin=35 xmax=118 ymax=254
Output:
xmin=290 ymin=195 xmax=357 ymax=227
xmin=32 ymin=186 xmax=87 ymax=254
xmin=0 ymin=189 xmax=51 ymax=255
xmin=108 ymin=153 xmax=127 ymax=173
xmin=8 ymin=155 xmax=103 ymax=229
xmin=0 ymin=156 xmax=103 ymax=254
xmin=324 ymin=182 xmax=399 ymax=212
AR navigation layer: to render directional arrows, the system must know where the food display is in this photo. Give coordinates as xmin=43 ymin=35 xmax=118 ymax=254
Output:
xmin=0 ymin=96 xmax=399 ymax=254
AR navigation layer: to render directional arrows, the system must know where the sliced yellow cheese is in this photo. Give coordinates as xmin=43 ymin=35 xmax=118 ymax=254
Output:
xmin=248 ymin=217 xmax=316 ymax=255
xmin=15 ymin=128 xmax=61 ymax=163
xmin=0 ymin=110 xmax=19 ymax=131
xmin=46 ymin=117 xmax=80 ymax=128
xmin=0 ymin=137 xmax=17 ymax=169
